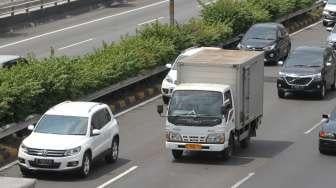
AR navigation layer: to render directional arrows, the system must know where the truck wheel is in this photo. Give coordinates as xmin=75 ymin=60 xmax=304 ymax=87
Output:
xmin=240 ymin=136 xmax=250 ymax=149
xmin=162 ymin=96 xmax=170 ymax=105
xmin=79 ymin=152 xmax=91 ymax=178
xmin=171 ymin=150 xmax=183 ymax=160
xmin=278 ymin=90 xmax=285 ymax=98
xmin=105 ymin=138 xmax=119 ymax=163
xmin=223 ymin=135 xmax=234 ymax=160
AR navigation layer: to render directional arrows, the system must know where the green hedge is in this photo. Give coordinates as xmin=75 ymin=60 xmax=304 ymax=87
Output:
xmin=0 ymin=0 xmax=317 ymax=126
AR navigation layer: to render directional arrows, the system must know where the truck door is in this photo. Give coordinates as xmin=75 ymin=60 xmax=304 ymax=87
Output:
xmin=243 ymin=67 xmax=250 ymax=123
xmin=224 ymin=90 xmax=234 ymax=129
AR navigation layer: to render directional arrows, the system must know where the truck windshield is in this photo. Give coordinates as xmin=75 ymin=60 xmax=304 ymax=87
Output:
xmin=168 ymin=90 xmax=223 ymax=126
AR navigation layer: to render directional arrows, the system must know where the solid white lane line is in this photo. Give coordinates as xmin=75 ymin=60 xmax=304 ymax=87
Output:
xmin=304 ymin=120 xmax=325 ymax=135
xmin=231 ymin=172 xmax=255 ymax=188
xmin=0 ymin=160 xmax=18 ymax=172
xmin=58 ymin=38 xmax=93 ymax=50
xmin=115 ymin=95 xmax=162 ymax=118
xmin=290 ymin=20 xmax=322 ymax=37
xmin=0 ymin=0 xmax=169 ymax=49
xmin=138 ymin=17 xmax=165 ymax=26
xmin=97 ymin=166 xmax=138 ymax=188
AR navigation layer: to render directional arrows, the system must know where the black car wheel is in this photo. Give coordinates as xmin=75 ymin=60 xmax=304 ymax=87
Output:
xmin=318 ymin=84 xmax=326 ymax=99
xmin=171 ymin=150 xmax=183 ymax=160
xmin=278 ymin=90 xmax=285 ymax=98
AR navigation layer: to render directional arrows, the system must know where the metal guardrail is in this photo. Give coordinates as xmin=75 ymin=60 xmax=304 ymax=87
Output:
xmin=0 ymin=0 xmax=79 ymax=18
xmin=0 ymin=1 xmax=325 ymax=140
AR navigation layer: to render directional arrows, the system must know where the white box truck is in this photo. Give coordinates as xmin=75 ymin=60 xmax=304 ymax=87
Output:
xmin=157 ymin=48 xmax=264 ymax=160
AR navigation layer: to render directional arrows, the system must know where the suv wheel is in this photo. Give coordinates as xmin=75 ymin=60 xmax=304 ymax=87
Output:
xmin=223 ymin=134 xmax=234 ymax=160
xmin=319 ymin=84 xmax=326 ymax=99
xmin=171 ymin=150 xmax=183 ymax=160
xmin=79 ymin=152 xmax=91 ymax=178
xmin=106 ymin=138 xmax=119 ymax=163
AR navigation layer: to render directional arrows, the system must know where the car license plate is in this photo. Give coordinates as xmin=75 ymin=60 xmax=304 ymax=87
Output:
xmin=293 ymin=85 xmax=304 ymax=89
xmin=35 ymin=159 xmax=53 ymax=165
xmin=185 ymin=144 xmax=202 ymax=150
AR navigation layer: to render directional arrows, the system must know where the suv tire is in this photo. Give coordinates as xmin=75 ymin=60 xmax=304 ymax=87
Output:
xmin=79 ymin=152 xmax=91 ymax=178
xmin=106 ymin=138 xmax=119 ymax=163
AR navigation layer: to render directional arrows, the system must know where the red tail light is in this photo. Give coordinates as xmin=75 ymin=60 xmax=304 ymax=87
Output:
xmin=319 ymin=131 xmax=326 ymax=138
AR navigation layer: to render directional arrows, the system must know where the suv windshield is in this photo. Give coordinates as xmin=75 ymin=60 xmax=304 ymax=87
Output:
xmin=285 ymin=49 xmax=323 ymax=67
xmin=34 ymin=115 xmax=88 ymax=135
xmin=243 ymin=26 xmax=277 ymax=41
xmin=168 ymin=90 xmax=223 ymax=126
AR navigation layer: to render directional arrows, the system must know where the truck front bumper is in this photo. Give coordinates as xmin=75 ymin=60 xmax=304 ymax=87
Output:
xmin=166 ymin=142 xmax=227 ymax=152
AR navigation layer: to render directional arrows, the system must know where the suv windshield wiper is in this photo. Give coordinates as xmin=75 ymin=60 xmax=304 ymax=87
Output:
xmin=308 ymin=65 xmax=321 ymax=67
xmin=293 ymin=64 xmax=308 ymax=67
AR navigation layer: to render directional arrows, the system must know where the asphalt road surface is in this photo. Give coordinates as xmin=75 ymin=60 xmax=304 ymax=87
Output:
xmin=0 ymin=20 xmax=335 ymax=188
xmin=0 ymin=0 xmax=202 ymax=58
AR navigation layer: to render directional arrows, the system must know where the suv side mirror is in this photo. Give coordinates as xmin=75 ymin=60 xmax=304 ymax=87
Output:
xmin=157 ymin=105 xmax=163 ymax=115
xmin=326 ymin=62 xmax=332 ymax=66
xmin=165 ymin=64 xmax=172 ymax=69
xmin=92 ymin=129 xmax=102 ymax=136
xmin=27 ymin=124 xmax=34 ymax=131
xmin=278 ymin=61 xmax=284 ymax=66
xmin=322 ymin=114 xmax=329 ymax=119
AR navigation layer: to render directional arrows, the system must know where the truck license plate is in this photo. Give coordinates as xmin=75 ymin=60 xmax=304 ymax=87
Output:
xmin=185 ymin=144 xmax=202 ymax=150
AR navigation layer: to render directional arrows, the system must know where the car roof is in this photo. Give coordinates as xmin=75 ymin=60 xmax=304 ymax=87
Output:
xmin=175 ymin=83 xmax=229 ymax=93
xmin=0 ymin=55 xmax=20 ymax=64
xmin=45 ymin=101 xmax=107 ymax=117
xmin=251 ymin=22 xmax=281 ymax=29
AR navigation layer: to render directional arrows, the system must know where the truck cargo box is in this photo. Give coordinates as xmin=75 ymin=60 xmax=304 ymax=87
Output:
xmin=176 ymin=49 xmax=264 ymax=130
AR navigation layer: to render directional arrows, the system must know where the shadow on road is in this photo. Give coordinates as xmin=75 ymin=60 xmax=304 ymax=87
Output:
xmin=172 ymin=139 xmax=293 ymax=166
xmin=30 ymin=157 xmax=131 ymax=181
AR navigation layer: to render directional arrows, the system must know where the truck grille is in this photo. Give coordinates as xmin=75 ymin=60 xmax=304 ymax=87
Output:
xmin=26 ymin=148 xmax=66 ymax=157
xmin=182 ymin=135 xmax=206 ymax=143
xmin=285 ymin=76 xmax=312 ymax=86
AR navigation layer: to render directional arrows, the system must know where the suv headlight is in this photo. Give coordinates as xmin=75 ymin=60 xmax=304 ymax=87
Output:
xmin=167 ymin=132 xmax=182 ymax=142
xmin=64 ymin=146 xmax=81 ymax=156
xmin=206 ymin=133 xmax=225 ymax=144
xmin=20 ymin=144 xmax=28 ymax=153
xmin=263 ymin=44 xmax=276 ymax=51
xmin=313 ymin=73 xmax=322 ymax=80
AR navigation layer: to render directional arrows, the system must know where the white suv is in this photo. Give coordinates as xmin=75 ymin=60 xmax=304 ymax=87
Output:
xmin=18 ymin=101 xmax=120 ymax=177
xmin=161 ymin=47 xmax=221 ymax=104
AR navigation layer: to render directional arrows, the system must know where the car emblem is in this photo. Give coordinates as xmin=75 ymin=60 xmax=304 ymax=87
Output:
xmin=42 ymin=149 xmax=48 ymax=156
xmin=289 ymin=78 xmax=297 ymax=83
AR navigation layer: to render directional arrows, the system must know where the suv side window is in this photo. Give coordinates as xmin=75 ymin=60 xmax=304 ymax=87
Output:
xmin=92 ymin=109 xmax=111 ymax=130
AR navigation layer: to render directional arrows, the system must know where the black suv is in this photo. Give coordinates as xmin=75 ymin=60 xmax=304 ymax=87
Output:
xmin=277 ymin=46 xmax=336 ymax=99
xmin=238 ymin=23 xmax=291 ymax=64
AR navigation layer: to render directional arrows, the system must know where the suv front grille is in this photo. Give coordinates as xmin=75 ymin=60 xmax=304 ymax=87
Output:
xmin=26 ymin=148 xmax=66 ymax=157
xmin=182 ymin=135 xmax=206 ymax=143
xmin=29 ymin=161 xmax=61 ymax=169
xmin=285 ymin=76 xmax=312 ymax=86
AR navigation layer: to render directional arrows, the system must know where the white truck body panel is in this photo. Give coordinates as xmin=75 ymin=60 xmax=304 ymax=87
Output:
xmin=176 ymin=49 xmax=264 ymax=130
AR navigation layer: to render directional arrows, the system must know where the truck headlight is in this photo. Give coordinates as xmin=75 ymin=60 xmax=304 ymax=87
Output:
xmin=206 ymin=133 xmax=225 ymax=144
xmin=167 ymin=132 xmax=182 ymax=142
xmin=64 ymin=146 xmax=81 ymax=156
xmin=263 ymin=44 xmax=276 ymax=51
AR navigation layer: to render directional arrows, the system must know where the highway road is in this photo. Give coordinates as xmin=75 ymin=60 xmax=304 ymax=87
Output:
xmin=1 ymin=21 xmax=336 ymax=188
xmin=0 ymin=0 xmax=202 ymax=58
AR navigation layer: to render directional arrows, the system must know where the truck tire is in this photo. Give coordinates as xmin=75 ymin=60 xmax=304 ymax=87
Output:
xmin=223 ymin=135 xmax=234 ymax=160
xmin=172 ymin=150 xmax=183 ymax=159
xmin=162 ymin=96 xmax=170 ymax=105
xmin=240 ymin=136 xmax=250 ymax=149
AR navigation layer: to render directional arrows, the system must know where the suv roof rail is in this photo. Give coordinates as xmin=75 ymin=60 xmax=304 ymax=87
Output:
xmin=88 ymin=103 xmax=104 ymax=113
xmin=50 ymin=100 xmax=71 ymax=110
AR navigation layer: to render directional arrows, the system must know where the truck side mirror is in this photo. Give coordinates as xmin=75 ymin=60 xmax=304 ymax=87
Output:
xmin=157 ymin=105 xmax=163 ymax=115
xmin=27 ymin=124 xmax=34 ymax=131
xmin=322 ymin=114 xmax=329 ymax=120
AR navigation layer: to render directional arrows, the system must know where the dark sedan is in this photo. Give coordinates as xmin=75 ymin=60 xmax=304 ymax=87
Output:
xmin=319 ymin=112 xmax=336 ymax=154
xmin=237 ymin=23 xmax=291 ymax=64
xmin=277 ymin=46 xmax=336 ymax=99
